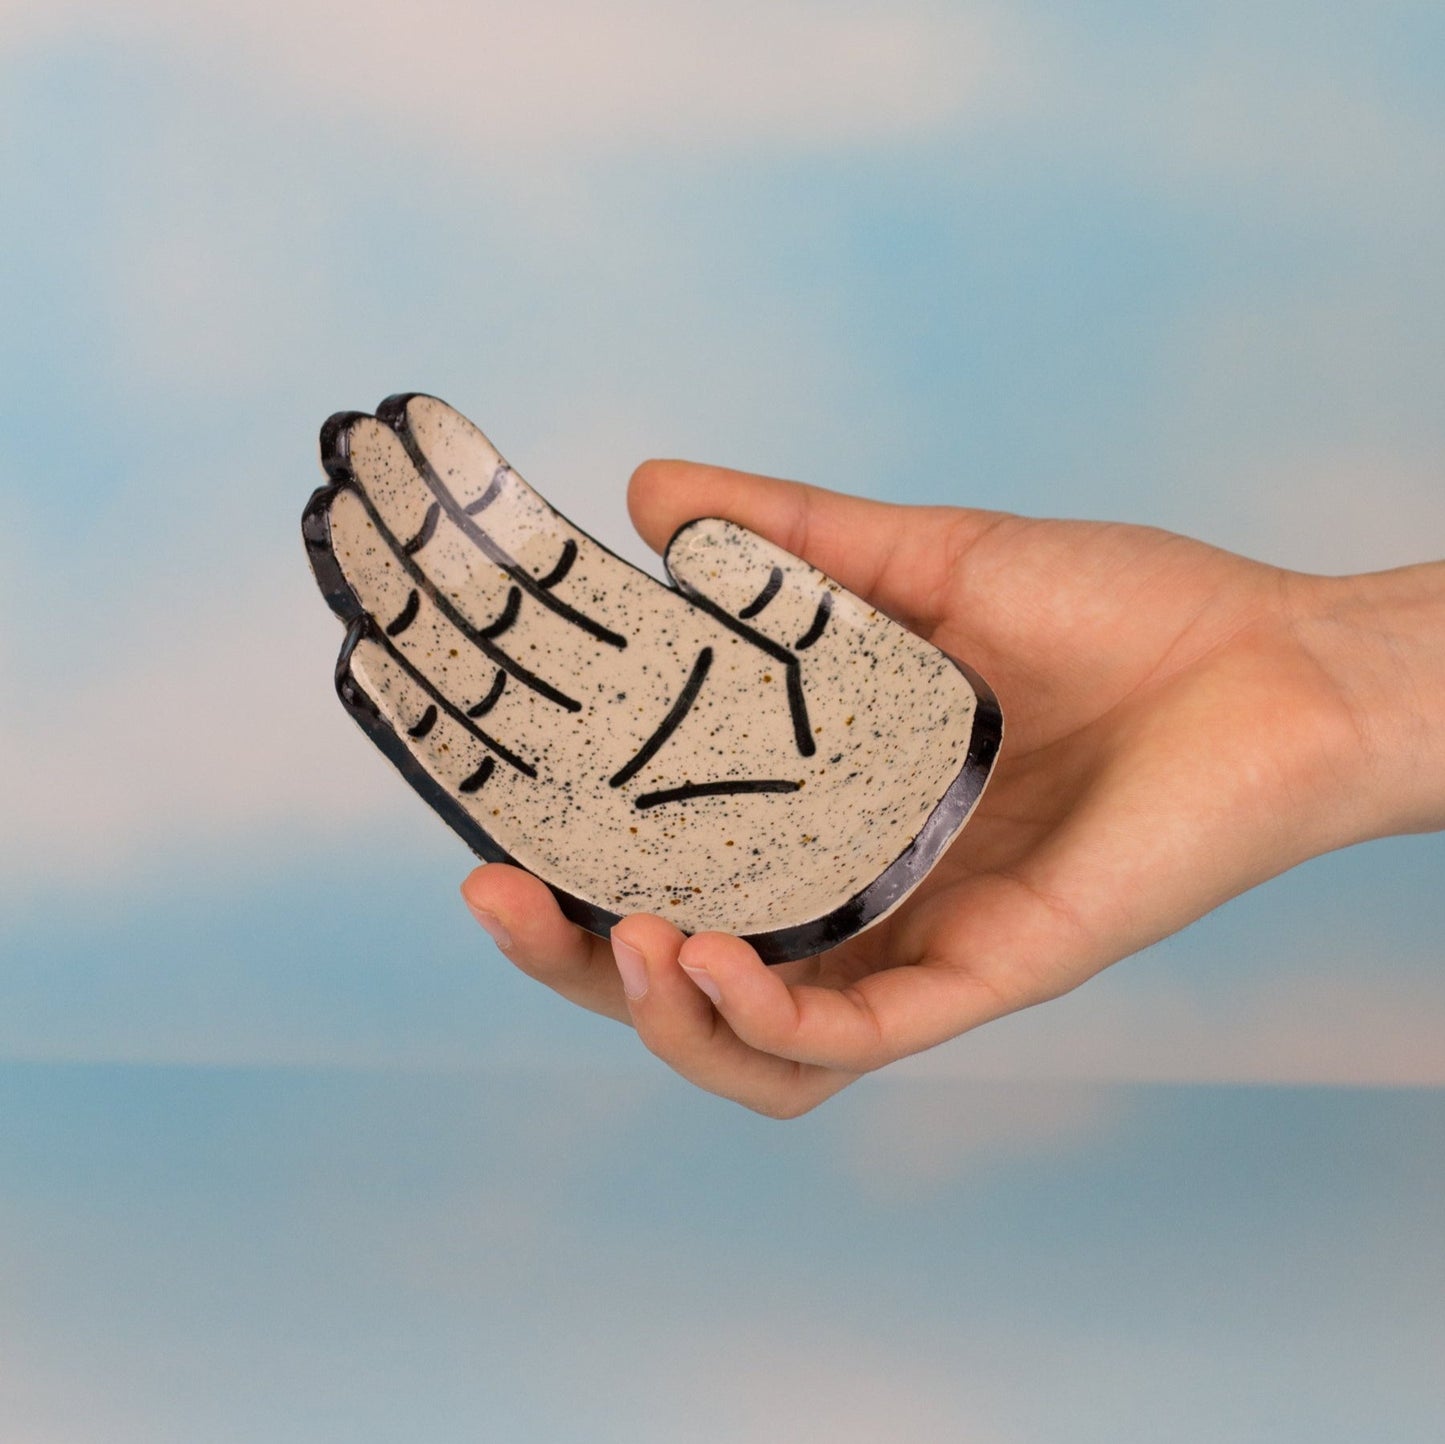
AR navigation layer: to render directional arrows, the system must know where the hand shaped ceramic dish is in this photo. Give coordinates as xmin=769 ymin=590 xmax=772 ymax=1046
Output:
xmin=303 ymin=395 xmax=1002 ymax=962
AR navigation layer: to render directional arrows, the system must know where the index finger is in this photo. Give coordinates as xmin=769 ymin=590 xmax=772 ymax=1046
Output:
xmin=673 ymin=930 xmax=1018 ymax=1073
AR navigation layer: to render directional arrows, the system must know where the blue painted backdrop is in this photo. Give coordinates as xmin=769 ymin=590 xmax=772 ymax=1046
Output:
xmin=1 ymin=3 xmax=1441 ymax=1438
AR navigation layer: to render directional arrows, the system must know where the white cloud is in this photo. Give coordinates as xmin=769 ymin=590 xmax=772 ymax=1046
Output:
xmin=899 ymin=969 xmax=1445 ymax=1087
xmin=648 ymin=1321 xmax=1020 ymax=1444
xmin=1212 ymin=446 xmax=1445 ymax=575
xmin=521 ymin=1274 xmax=1025 ymax=1444
xmin=0 ymin=553 xmax=401 ymax=898
xmin=1141 ymin=291 xmax=1445 ymax=572
xmin=2 ymin=0 xmax=1010 ymax=154
xmin=1018 ymin=5 xmax=1445 ymax=208
xmin=835 ymin=1080 xmax=1124 ymax=1200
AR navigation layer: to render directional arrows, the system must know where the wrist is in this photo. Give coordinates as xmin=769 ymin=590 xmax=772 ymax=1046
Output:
xmin=1284 ymin=562 xmax=1445 ymax=842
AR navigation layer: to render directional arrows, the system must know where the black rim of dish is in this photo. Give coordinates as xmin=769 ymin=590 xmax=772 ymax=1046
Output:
xmin=302 ymin=394 xmax=1004 ymax=964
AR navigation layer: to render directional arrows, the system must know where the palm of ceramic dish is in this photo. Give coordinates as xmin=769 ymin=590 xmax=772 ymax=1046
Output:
xmin=305 ymin=395 xmax=988 ymax=952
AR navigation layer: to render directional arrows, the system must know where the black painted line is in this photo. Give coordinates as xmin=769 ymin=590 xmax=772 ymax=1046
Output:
xmin=672 ymin=588 xmax=816 ymax=757
xmin=458 ymin=756 xmax=496 ymax=793
xmin=478 ymin=586 xmax=522 ymax=640
xmin=489 ymin=647 xmax=578 ymax=711
xmin=486 ymin=646 xmax=578 ymax=710
xmin=384 ymin=589 xmax=421 ymax=637
xmin=463 ymin=465 xmax=508 ymax=515
xmin=406 ymin=703 xmax=438 ymax=739
xmin=609 ymin=648 xmax=713 ymax=789
xmin=370 ymin=628 xmax=537 ymax=778
xmin=467 ymin=669 xmax=507 ymax=718
xmin=387 ymin=418 xmax=627 ymax=649
xmin=536 ymin=538 xmax=578 ymax=590
xmin=402 ymin=501 xmax=440 ymax=555
xmin=738 ymin=566 xmax=783 ymax=619
xmin=794 ymin=591 xmax=832 ymax=651
xmin=785 ymin=668 xmax=817 ymax=756
xmin=633 ymin=778 xmax=803 ymax=811
xmin=338 ymin=483 xmax=582 ymax=712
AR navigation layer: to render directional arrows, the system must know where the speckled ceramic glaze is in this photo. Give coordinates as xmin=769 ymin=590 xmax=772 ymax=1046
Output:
xmin=303 ymin=395 xmax=1002 ymax=962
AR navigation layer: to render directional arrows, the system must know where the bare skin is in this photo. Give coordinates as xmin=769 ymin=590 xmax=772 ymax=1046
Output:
xmin=461 ymin=460 xmax=1445 ymax=1118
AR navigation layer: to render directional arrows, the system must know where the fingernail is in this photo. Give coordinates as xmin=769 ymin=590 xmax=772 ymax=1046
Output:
xmin=612 ymin=933 xmax=649 ymax=999
xmin=465 ymin=902 xmax=512 ymax=951
xmin=681 ymin=964 xmax=722 ymax=1005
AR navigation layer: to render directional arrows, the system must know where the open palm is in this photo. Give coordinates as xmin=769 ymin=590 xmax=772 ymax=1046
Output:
xmin=465 ymin=459 xmax=1374 ymax=1116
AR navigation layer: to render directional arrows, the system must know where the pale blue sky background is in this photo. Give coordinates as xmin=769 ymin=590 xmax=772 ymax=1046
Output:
xmin=1 ymin=2 xmax=1442 ymax=1438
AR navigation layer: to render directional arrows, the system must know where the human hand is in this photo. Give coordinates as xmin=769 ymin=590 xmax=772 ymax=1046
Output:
xmin=464 ymin=458 xmax=1445 ymax=1116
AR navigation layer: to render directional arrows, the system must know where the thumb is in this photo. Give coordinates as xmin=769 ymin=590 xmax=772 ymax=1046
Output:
xmin=628 ymin=459 xmax=999 ymax=633
xmin=663 ymin=517 xmax=842 ymax=660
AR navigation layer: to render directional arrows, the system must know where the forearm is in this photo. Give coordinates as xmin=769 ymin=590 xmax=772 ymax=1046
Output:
xmin=1287 ymin=561 xmax=1445 ymax=842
